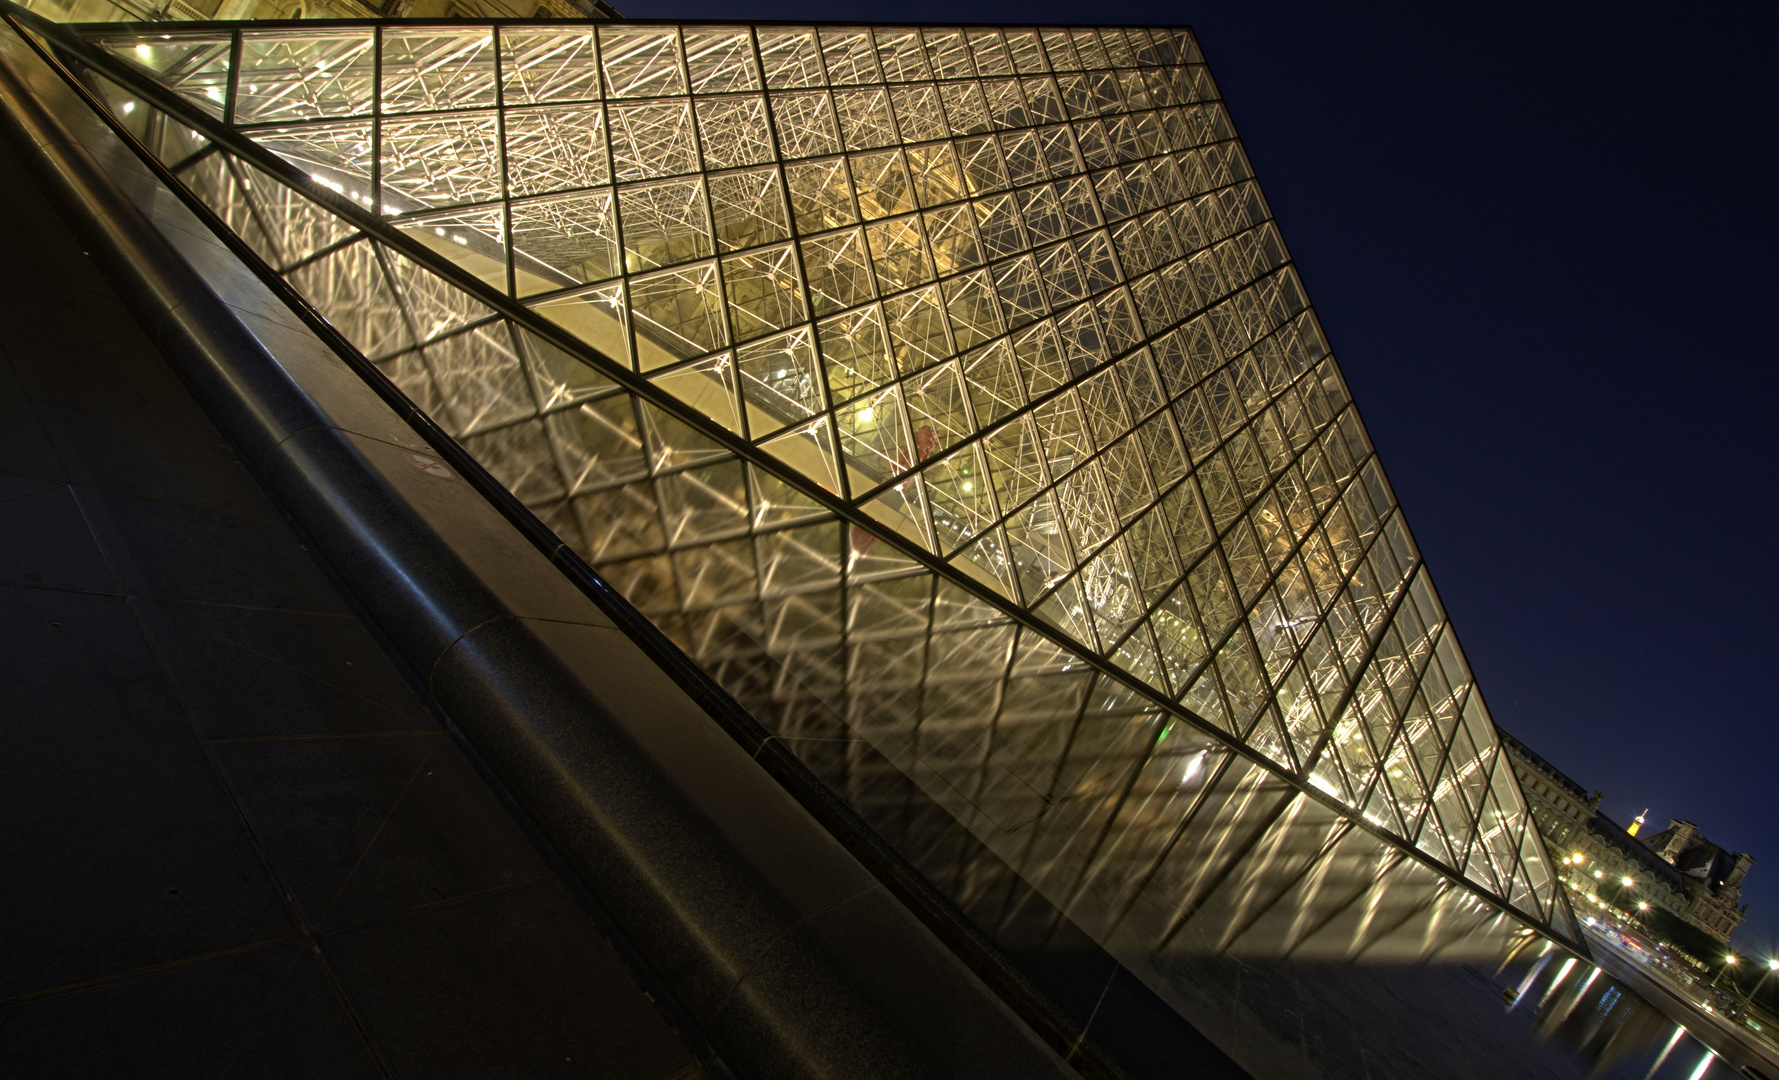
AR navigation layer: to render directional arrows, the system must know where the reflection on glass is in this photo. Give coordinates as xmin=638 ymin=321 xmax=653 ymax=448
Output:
xmin=72 ymin=18 xmax=1593 ymax=1074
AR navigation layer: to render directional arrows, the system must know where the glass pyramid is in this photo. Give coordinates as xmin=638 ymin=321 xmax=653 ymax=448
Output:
xmin=53 ymin=15 xmax=1575 ymax=977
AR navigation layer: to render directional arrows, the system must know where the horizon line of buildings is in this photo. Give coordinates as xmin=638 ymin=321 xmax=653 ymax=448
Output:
xmin=1500 ymin=729 xmax=1754 ymax=946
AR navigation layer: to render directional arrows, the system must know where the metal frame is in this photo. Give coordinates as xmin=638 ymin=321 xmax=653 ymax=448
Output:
xmin=11 ymin=4 xmax=1585 ymax=957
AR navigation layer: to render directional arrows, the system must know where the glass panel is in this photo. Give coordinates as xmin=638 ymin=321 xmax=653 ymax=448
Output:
xmin=379 ymin=112 xmax=501 ymax=209
xmin=381 ymin=29 xmax=497 ymax=113
xmin=97 ymin=19 xmax=1576 ymax=1007
xmin=237 ymin=30 xmax=374 ymax=123
xmin=501 ymin=27 xmax=603 ymax=105
xmin=598 ymin=25 xmax=687 ymax=98
xmin=504 ymin=103 xmax=608 ymax=197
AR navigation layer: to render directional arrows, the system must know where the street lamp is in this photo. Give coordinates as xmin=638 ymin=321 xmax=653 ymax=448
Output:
xmin=1743 ymin=958 xmax=1779 ymax=1007
xmin=1710 ymin=955 xmax=1739 ymax=989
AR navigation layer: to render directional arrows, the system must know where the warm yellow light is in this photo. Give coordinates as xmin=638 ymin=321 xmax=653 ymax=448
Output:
xmin=1638 ymin=902 xmax=1649 ymax=911
xmin=857 ymin=406 xmax=874 ymax=423
xmin=1621 ymin=877 xmax=1634 ymax=887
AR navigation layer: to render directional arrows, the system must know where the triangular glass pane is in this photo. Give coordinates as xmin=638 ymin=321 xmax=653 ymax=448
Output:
xmin=98 ymin=33 xmax=230 ymax=118
xmin=737 ymin=327 xmax=822 ymax=438
xmin=1034 ymin=574 xmax=1095 ymax=649
xmin=760 ymin=416 xmax=842 ymax=499
xmin=511 ymin=189 xmax=621 ymax=296
xmin=649 ymin=353 xmax=742 ymax=436
xmin=379 ymin=245 xmax=496 ymax=344
xmin=530 ymin=280 xmax=629 ymax=368
xmin=284 ymin=238 xmax=409 ymax=359
xmin=253 ymin=120 xmax=375 ymax=192
xmin=861 ymin=474 xmax=934 ymax=553
xmin=947 ymin=527 xmax=1015 ymax=601
xmin=1003 ymin=493 xmax=1072 ymax=603
xmin=836 ymin=385 xmax=912 ymax=496
xmin=519 ymin=326 xmax=615 ymax=412
xmin=393 ymin=203 xmax=507 ymax=292
xmin=923 ymin=444 xmax=996 ymax=554
xmin=749 ymin=463 xmax=831 ymax=529
xmin=1113 ymin=624 xmax=1166 ymax=693
xmin=419 ymin=321 xmax=531 ymax=436
xmin=640 ymin=398 xmax=732 ymax=472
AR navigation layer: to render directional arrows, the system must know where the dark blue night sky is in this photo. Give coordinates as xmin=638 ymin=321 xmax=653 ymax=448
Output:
xmin=627 ymin=0 xmax=1779 ymax=950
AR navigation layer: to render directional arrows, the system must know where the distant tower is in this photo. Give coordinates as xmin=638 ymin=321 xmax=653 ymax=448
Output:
xmin=1628 ymin=809 xmax=1649 ymax=837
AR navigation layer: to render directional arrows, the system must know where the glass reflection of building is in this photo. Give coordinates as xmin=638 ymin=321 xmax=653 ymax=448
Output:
xmin=26 ymin=8 xmax=1584 ymax=1050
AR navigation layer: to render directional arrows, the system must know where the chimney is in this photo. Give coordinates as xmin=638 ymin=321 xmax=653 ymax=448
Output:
xmin=1723 ymin=852 xmax=1755 ymax=890
xmin=1655 ymin=820 xmax=1696 ymax=863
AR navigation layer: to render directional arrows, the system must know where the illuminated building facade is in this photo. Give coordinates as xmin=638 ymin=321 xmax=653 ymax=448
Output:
xmin=1501 ymin=731 xmax=1751 ymax=945
xmin=5 ymin=12 xmax=1606 ymax=1065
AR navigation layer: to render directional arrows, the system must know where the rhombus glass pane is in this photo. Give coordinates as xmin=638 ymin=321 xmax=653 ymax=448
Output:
xmin=78 ymin=15 xmax=1573 ymax=1003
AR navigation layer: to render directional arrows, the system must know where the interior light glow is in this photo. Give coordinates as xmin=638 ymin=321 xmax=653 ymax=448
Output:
xmin=1179 ymin=750 xmax=1206 ymax=785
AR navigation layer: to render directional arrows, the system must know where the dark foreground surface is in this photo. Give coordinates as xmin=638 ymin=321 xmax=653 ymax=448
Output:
xmin=0 ymin=126 xmax=707 ymax=1080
